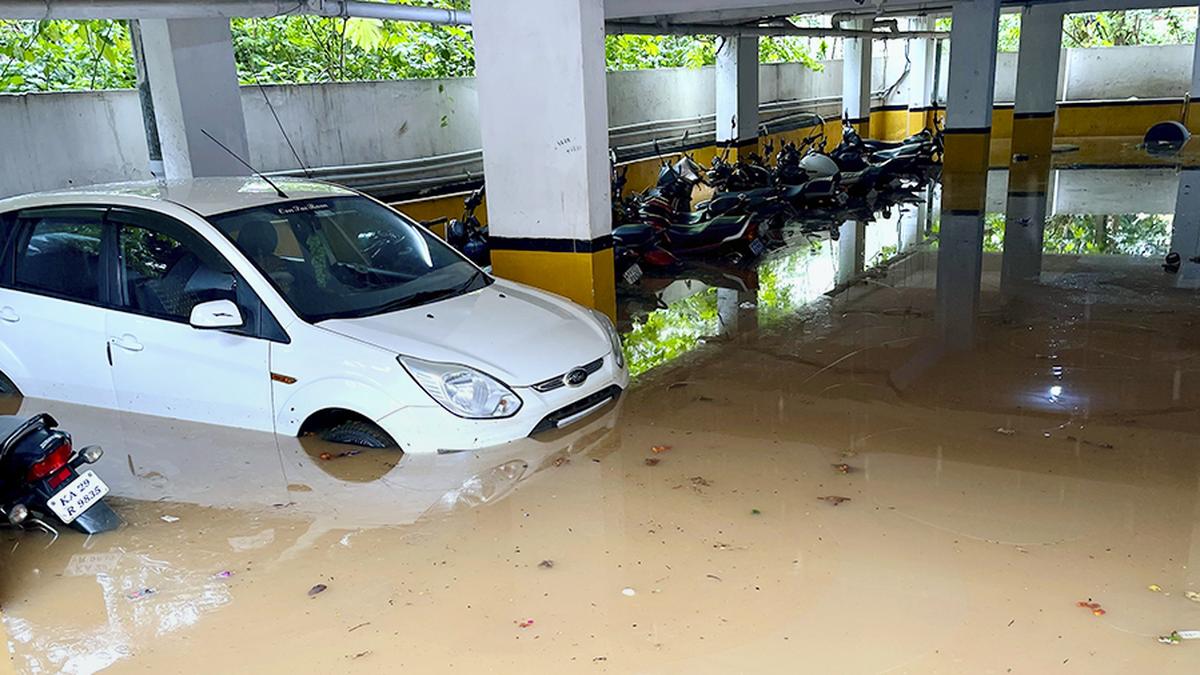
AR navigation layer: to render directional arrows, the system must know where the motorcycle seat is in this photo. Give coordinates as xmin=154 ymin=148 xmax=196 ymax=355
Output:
xmin=666 ymin=216 xmax=749 ymax=247
xmin=0 ymin=413 xmax=55 ymax=458
xmin=612 ymin=223 xmax=659 ymax=248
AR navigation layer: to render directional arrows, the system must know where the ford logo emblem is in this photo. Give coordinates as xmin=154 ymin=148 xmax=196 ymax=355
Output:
xmin=564 ymin=368 xmax=589 ymax=387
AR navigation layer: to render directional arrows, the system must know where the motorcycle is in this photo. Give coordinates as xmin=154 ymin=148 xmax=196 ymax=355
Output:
xmin=0 ymin=413 xmax=121 ymax=535
xmin=446 ymin=185 xmax=490 ymax=267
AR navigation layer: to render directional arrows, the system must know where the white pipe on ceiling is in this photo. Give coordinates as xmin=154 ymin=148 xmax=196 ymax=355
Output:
xmin=0 ymin=1 xmax=471 ymax=24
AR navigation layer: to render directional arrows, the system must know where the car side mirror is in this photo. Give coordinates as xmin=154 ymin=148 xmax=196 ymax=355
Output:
xmin=189 ymin=299 xmax=243 ymax=330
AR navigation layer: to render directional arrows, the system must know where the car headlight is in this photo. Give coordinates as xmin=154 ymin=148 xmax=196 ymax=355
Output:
xmin=590 ymin=309 xmax=625 ymax=370
xmin=399 ymin=356 xmax=523 ymax=418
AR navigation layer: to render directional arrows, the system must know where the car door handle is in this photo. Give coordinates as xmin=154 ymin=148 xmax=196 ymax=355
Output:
xmin=0 ymin=306 xmax=18 ymax=323
xmin=111 ymin=335 xmax=144 ymax=352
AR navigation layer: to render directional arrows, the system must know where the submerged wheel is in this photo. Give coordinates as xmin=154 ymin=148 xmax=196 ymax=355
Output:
xmin=320 ymin=420 xmax=396 ymax=449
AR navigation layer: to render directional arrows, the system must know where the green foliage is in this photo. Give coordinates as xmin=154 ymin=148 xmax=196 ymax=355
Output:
xmin=3 ymin=5 xmax=823 ymax=93
xmin=0 ymin=19 xmax=134 ymax=91
xmin=622 ymin=287 xmax=719 ymax=377
xmin=941 ymin=8 xmax=1196 ymax=51
xmin=604 ymin=34 xmax=717 ymax=70
xmin=1062 ymin=9 xmax=1197 ymax=48
xmin=982 ymin=211 xmax=1171 ymax=256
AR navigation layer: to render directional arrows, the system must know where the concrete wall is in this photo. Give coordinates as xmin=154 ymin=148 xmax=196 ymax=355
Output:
xmin=1 ymin=43 xmax=1198 ymax=198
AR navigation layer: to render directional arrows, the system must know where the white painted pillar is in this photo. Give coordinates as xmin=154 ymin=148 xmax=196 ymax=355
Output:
xmin=837 ymin=220 xmax=865 ymax=286
xmin=1171 ymin=169 xmax=1200 ymax=287
xmin=842 ymin=20 xmax=873 ymax=134
xmin=473 ymin=0 xmax=615 ymax=315
xmin=716 ymin=36 xmax=759 ymax=150
xmin=1186 ymin=15 xmax=1200 ymax=133
xmin=138 ymin=18 xmax=249 ymax=179
xmin=908 ymin=16 xmax=936 ymax=134
xmin=899 ymin=204 xmax=921 ymax=251
xmin=1012 ymin=5 xmax=1064 ymax=120
xmin=937 ymin=0 xmax=1001 ymax=350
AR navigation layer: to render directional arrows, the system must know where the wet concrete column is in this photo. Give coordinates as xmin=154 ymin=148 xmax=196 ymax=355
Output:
xmin=137 ymin=18 xmax=249 ymax=179
xmin=716 ymin=36 xmax=760 ymax=160
xmin=937 ymin=0 xmax=1001 ymax=349
xmin=1000 ymin=4 xmax=1062 ymax=295
xmin=907 ymin=16 xmax=937 ymax=135
xmin=899 ymin=204 xmax=921 ymax=251
xmin=1187 ymin=19 xmax=1200 ymax=133
xmin=474 ymin=0 xmax=616 ymax=317
xmin=842 ymin=20 xmax=873 ymax=137
xmin=838 ymin=219 xmax=866 ymax=285
xmin=1170 ymin=169 xmax=1200 ymax=287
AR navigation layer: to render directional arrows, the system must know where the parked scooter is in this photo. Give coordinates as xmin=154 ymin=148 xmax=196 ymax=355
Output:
xmin=446 ymin=185 xmax=490 ymax=267
xmin=0 ymin=413 xmax=121 ymax=535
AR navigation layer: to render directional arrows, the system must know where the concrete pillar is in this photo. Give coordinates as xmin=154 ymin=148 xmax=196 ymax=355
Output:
xmin=842 ymin=21 xmax=873 ymax=137
xmin=1001 ymin=5 xmax=1062 ymax=297
xmin=899 ymin=204 xmax=921 ymax=251
xmin=937 ymin=0 xmax=1000 ymax=350
xmin=716 ymin=35 xmax=760 ymax=160
xmin=473 ymin=0 xmax=615 ymax=317
xmin=907 ymin=16 xmax=937 ymax=135
xmin=1011 ymin=5 xmax=1063 ymax=159
xmin=1171 ymin=169 xmax=1200 ymax=287
xmin=1188 ymin=19 xmax=1200 ymax=133
xmin=137 ymin=18 xmax=249 ymax=179
xmin=837 ymin=219 xmax=866 ymax=286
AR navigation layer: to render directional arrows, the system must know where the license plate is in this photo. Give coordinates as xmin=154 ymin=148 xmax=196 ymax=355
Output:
xmin=622 ymin=263 xmax=643 ymax=285
xmin=749 ymin=238 xmax=766 ymax=256
xmin=45 ymin=470 xmax=109 ymax=524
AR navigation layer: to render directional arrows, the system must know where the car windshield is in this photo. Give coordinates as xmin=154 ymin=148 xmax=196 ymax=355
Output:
xmin=208 ymin=196 xmax=488 ymax=322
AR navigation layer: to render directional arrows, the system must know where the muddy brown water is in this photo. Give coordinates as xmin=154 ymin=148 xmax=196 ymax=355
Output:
xmin=4 ymin=172 xmax=1200 ymax=672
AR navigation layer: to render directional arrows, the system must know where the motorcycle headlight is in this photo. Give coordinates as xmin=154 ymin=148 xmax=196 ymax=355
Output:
xmin=590 ymin=309 xmax=625 ymax=370
xmin=399 ymin=356 xmax=522 ymax=419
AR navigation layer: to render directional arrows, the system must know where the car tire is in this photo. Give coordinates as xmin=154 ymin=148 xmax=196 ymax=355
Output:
xmin=320 ymin=420 xmax=397 ymax=449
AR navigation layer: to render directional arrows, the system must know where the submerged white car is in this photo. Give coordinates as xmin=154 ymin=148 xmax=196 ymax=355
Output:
xmin=0 ymin=178 xmax=627 ymax=454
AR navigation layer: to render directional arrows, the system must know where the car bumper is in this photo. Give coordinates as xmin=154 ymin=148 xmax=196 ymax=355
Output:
xmin=377 ymin=355 xmax=629 ymax=455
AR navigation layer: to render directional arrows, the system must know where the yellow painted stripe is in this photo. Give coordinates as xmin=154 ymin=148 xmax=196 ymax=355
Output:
xmin=490 ymin=248 xmax=616 ymax=320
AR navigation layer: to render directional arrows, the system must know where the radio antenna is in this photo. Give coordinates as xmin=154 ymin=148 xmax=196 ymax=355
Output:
xmin=200 ymin=128 xmax=289 ymax=199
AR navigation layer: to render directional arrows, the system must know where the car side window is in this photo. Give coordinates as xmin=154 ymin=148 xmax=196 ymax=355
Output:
xmin=11 ymin=212 xmax=105 ymax=304
xmin=111 ymin=210 xmax=288 ymax=342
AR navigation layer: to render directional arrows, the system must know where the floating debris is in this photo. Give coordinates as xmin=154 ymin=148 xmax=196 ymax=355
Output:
xmin=215 ymin=570 xmax=233 ymax=579
xmin=1149 ymin=584 xmax=1163 ymax=593
xmin=751 ymin=509 xmax=762 ymax=515
xmin=1186 ymin=591 xmax=1200 ymax=603
xmin=1159 ymin=630 xmax=1200 ymax=644
xmin=515 ymin=618 xmax=535 ymax=628
xmin=127 ymin=588 xmax=155 ymax=601
xmin=651 ymin=445 xmax=672 ymax=454
xmin=160 ymin=515 xmax=180 ymax=523
xmin=1076 ymin=600 xmax=1105 ymax=616
xmin=832 ymin=463 xmax=852 ymax=474
xmin=552 ymin=456 xmax=570 ymax=467
xmin=817 ymin=496 xmax=851 ymax=506
xmin=621 ymin=587 xmax=637 ymax=597
xmin=538 ymin=560 xmax=555 ymax=569
xmin=995 ymin=427 xmax=1016 ymax=436
xmin=308 ymin=583 xmax=328 ymax=597
xmin=690 ymin=476 xmax=712 ymax=487
xmin=644 ymin=458 xmax=660 ymax=466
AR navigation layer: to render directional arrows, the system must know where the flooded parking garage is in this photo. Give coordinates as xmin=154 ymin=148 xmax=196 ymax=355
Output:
xmin=3 ymin=136 xmax=1200 ymax=672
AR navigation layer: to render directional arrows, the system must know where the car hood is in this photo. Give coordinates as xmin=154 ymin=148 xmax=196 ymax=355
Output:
xmin=315 ymin=279 xmax=611 ymax=386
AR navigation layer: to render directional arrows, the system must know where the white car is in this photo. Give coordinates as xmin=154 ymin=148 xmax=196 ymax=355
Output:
xmin=0 ymin=178 xmax=628 ymax=454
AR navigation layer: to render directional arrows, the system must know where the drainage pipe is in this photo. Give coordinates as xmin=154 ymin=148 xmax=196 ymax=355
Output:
xmin=606 ymin=21 xmax=946 ymax=39
xmin=0 ymin=1 xmax=470 ymax=24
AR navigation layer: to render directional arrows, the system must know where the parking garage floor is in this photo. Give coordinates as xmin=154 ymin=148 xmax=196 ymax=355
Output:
xmin=3 ymin=155 xmax=1200 ymax=673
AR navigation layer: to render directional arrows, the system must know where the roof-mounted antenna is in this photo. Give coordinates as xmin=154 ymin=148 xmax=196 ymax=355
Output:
xmin=200 ymin=128 xmax=289 ymax=199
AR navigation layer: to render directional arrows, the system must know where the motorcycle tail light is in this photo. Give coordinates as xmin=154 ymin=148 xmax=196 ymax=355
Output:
xmin=645 ymin=249 xmax=676 ymax=267
xmin=27 ymin=440 xmax=71 ymax=483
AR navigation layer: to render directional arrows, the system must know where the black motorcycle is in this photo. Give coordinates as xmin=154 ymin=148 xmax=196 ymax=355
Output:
xmin=0 ymin=414 xmax=121 ymax=535
xmin=446 ymin=186 xmax=490 ymax=267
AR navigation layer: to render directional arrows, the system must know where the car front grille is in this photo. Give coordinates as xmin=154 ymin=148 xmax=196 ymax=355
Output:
xmin=530 ymin=357 xmax=605 ymax=393
xmin=529 ymin=385 xmax=622 ymax=436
